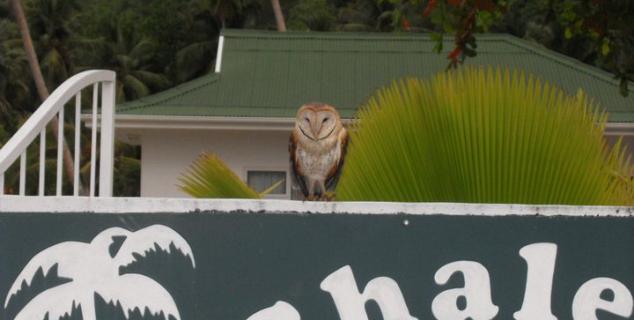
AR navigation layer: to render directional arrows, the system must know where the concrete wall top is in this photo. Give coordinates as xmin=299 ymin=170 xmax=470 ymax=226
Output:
xmin=0 ymin=196 xmax=632 ymax=216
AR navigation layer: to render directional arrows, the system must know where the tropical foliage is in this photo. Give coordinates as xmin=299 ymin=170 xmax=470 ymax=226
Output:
xmin=336 ymin=66 xmax=634 ymax=205
xmin=0 ymin=0 xmax=631 ymax=196
xmin=180 ymin=153 xmax=284 ymax=199
xmin=410 ymin=0 xmax=633 ymax=96
xmin=180 ymin=153 xmax=260 ymax=199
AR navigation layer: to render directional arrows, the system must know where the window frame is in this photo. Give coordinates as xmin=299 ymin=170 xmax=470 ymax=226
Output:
xmin=243 ymin=166 xmax=291 ymax=199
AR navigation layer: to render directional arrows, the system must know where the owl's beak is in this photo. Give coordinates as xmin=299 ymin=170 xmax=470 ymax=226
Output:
xmin=311 ymin=122 xmax=321 ymax=139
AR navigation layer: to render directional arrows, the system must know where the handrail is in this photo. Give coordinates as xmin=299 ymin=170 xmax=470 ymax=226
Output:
xmin=0 ymin=70 xmax=116 ymax=197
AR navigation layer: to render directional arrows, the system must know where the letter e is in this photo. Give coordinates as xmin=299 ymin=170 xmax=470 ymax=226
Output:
xmin=572 ymin=278 xmax=633 ymax=320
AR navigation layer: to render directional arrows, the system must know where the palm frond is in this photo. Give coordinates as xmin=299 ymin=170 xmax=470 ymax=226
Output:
xmin=132 ymin=70 xmax=171 ymax=90
xmin=337 ymin=66 xmax=634 ymax=205
xmin=122 ymin=74 xmax=150 ymax=99
xmin=174 ymin=41 xmax=215 ymax=82
xmin=179 ymin=153 xmax=260 ymax=199
xmin=128 ymin=39 xmax=158 ymax=63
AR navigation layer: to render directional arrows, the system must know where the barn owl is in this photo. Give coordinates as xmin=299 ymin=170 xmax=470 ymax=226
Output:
xmin=289 ymin=102 xmax=348 ymax=200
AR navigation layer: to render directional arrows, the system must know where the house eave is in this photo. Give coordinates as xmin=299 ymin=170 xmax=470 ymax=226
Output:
xmin=83 ymin=114 xmax=356 ymax=131
xmin=605 ymin=122 xmax=634 ymax=136
xmin=114 ymin=114 xmax=298 ymax=131
xmin=82 ymin=114 xmax=634 ymax=136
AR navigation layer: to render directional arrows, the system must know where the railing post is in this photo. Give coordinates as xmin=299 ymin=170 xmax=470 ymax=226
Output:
xmin=99 ymin=79 xmax=116 ymax=197
xmin=0 ymin=70 xmax=115 ymax=198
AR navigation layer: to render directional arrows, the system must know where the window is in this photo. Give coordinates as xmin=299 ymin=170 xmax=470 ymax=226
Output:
xmin=246 ymin=170 xmax=287 ymax=197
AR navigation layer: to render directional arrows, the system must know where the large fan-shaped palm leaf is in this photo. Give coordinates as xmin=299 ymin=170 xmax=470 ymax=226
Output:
xmin=336 ymin=66 xmax=634 ymax=205
xmin=5 ymin=225 xmax=195 ymax=320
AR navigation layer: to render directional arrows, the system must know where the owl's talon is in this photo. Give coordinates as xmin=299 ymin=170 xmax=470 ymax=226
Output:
xmin=322 ymin=192 xmax=336 ymax=201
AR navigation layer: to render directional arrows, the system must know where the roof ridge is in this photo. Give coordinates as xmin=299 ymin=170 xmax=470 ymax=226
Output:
xmin=221 ymin=28 xmax=514 ymax=41
xmin=221 ymin=29 xmax=630 ymax=92
xmin=500 ymin=35 xmax=631 ymax=92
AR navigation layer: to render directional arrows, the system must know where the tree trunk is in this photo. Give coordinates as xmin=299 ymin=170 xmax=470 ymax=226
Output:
xmin=271 ymin=0 xmax=286 ymax=32
xmin=10 ymin=0 xmax=84 ymax=194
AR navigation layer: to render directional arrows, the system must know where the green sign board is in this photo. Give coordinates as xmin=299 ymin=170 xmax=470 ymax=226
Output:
xmin=0 ymin=212 xmax=632 ymax=320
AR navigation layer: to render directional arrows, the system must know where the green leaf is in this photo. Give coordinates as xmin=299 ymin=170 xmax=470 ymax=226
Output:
xmin=601 ymin=39 xmax=611 ymax=56
xmin=564 ymin=27 xmax=573 ymax=39
xmin=431 ymin=32 xmax=444 ymax=53
xmin=337 ymin=66 xmax=634 ymax=205
xmin=122 ymin=75 xmax=150 ymax=99
xmin=132 ymin=70 xmax=171 ymax=90
xmin=179 ymin=153 xmax=260 ymax=199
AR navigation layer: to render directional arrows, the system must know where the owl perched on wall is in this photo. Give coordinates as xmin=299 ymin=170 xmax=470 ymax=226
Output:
xmin=289 ymin=103 xmax=348 ymax=201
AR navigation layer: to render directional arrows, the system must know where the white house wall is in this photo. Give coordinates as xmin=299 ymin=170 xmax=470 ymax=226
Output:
xmin=130 ymin=127 xmax=634 ymax=198
xmin=139 ymin=129 xmax=291 ymax=198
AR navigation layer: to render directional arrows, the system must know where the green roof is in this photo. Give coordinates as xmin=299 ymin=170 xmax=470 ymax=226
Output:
xmin=118 ymin=29 xmax=634 ymax=122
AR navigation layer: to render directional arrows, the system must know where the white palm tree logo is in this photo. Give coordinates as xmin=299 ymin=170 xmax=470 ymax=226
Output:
xmin=4 ymin=224 xmax=196 ymax=320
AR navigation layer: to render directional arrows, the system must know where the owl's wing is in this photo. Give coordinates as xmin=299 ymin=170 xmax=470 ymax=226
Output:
xmin=326 ymin=128 xmax=349 ymax=190
xmin=289 ymin=131 xmax=309 ymax=197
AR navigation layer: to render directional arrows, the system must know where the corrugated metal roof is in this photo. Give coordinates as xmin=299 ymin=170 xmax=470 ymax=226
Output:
xmin=117 ymin=29 xmax=634 ymax=122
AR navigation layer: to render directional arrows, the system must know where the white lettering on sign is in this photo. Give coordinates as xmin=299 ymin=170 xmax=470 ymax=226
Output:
xmin=572 ymin=278 xmax=633 ymax=320
xmin=245 ymin=242 xmax=634 ymax=320
xmin=246 ymin=301 xmax=301 ymax=320
xmin=514 ymin=243 xmax=558 ymax=320
xmin=320 ymin=265 xmax=418 ymax=320
xmin=431 ymin=261 xmax=499 ymax=320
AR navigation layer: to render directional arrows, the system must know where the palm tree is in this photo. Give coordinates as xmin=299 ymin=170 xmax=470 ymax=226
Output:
xmin=286 ymin=0 xmax=336 ymax=31
xmin=4 ymin=224 xmax=196 ymax=320
xmin=0 ymin=18 xmax=30 ymax=124
xmin=25 ymin=0 xmax=81 ymax=87
xmin=189 ymin=0 xmax=263 ymax=29
xmin=97 ymin=19 xmax=170 ymax=102
xmin=8 ymin=0 xmax=80 ymax=192
xmin=270 ymin=0 xmax=286 ymax=31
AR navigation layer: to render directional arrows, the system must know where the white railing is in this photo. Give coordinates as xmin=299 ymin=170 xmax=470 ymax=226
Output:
xmin=0 ymin=70 xmax=116 ymax=197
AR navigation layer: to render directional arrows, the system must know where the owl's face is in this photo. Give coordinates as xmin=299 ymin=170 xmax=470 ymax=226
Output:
xmin=295 ymin=103 xmax=342 ymax=142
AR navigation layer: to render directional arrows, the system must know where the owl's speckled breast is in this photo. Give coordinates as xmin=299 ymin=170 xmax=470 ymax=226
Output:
xmin=297 ymin=141 xmax=341 ymax=180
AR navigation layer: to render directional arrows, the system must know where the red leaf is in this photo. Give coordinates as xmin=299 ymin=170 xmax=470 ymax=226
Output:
xmin=402 ymin=17 xmax=411 ymax=31
xmin=423 ymin=0 xmax=437 ymax=16
xmin=448 ymin=47 xmax=462 ymax=60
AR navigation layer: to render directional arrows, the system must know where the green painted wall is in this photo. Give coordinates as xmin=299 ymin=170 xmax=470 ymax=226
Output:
xmin=0 ymin=212 xmax=632 ymax=319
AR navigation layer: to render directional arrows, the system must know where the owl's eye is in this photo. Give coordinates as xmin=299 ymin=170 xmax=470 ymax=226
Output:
xmin=304 ymin=117 xmax=310 ymax=122
xmin=323 ymin=117 xmax=329 ymax=123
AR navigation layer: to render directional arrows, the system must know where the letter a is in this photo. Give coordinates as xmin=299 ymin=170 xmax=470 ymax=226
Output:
xmin=432 ymin=261 xmax=498 ymax=320
xmin=320 ymin=265 xmax=418 ymax=320
xmin=246 ymin=301 xmax=301 ymax=320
